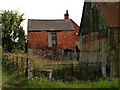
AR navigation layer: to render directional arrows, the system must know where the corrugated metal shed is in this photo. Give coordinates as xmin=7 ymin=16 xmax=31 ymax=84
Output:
xmin=79 ymin=1 xmax=120 ymax=77
xmin=28 ymin=19 xmax=74 ymax=32
xmin=97 ymin=2 xmax=119 ymax=27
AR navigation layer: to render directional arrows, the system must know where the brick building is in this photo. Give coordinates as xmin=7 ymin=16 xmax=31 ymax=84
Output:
xmin=27 ymin=10 xmax=79 ymax=59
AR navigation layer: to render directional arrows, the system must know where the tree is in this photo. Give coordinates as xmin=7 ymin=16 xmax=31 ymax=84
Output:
xmin=2 ymin=10 xmax=26 ymax=52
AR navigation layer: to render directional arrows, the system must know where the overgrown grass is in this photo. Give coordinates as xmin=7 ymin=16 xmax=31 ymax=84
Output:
xmin=32 ymin=55 xmax=79 ymax=68
xmin=2 ymin=53 xmax=119 ymax=88
xmin=2 ymin=65 xmax=119 ymax=88
xmin=29 ymin=78 xmax=119 ymax=88
xmin=32 ymin=55 xmax=79 ymax=77
xmin=30 ymin=56 xmax=102 ymax=81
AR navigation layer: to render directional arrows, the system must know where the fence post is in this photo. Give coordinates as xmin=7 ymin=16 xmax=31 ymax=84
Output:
xmin=6 ymin=55 xmax=8 ymax=66
xmin=9 ymin=55 xmax=11 ymax=68
xmin=12 ymin=55 xmax=15 ymax=67
xmin=4 ymin=54 xmax=7 ymax=65
xmin=21 ymin=56 xmax=23 ymax=68
xmin=101 ymin=64 xmax=107 ymax=78
xmin=16 ymin=56 xmax=18 ymax=68
xmin=18 ymin=55 xmax=20 ymax=68
xmin=28 ymin=58 xmax=33 ymax=79
xmin=25 ymin=57 xmax=28 ymax=77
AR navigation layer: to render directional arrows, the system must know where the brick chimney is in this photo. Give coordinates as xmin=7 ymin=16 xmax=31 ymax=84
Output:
xmin=64 ymin=10 xmax=69 ymax=19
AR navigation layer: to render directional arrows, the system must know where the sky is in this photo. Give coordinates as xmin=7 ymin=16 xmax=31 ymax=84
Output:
xmin=0 ymin=0 xmax=84 ymax=34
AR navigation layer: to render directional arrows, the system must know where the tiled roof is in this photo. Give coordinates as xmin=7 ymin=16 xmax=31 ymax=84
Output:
xmin=28 ymin=19 xmax=74 ymax=32
xmin=97 ymin=2 xmax=119 ymax=27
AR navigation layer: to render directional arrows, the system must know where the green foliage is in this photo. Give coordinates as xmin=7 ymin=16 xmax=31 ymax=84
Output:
xmin=2 ymin=10 xmax=26 ymax=52
xmin=53 ymin=63 xmax=102 ymax=81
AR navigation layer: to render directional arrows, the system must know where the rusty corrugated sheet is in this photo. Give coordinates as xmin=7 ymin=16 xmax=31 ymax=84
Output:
xmin=97 ymin=2 xmax=119 ymax=27
xmin=80 ymin=32 xmax=108 ymax=64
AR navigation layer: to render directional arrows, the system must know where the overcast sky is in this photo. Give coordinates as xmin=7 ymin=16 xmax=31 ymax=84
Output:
xmin=0 ymin=0 xmax=84 ymax=34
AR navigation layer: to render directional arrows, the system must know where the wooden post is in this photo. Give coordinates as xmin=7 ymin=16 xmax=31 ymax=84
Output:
xmin=15 ymin=55 xmax=17 ymax=67
xmin=28 ymin=58 xmax=33 ymax=79
xmin=16 ymin=56 xmax=18 ymax=68
xmin=18 ymin=56 xmax=20 ymax=68
xmin=4 ymin=55 xmax=7 ymax=65
xmin=27 ymin=49 xmax=34 ymax=79
xmin=21 ymin=56 xmax=23 ymax=68
xmin=48 ymin=70 xmax=53 ymax=80
xmin=13 ymin=55 xmax=14 ymax=67
xmin=9 ymin=55 xmax=11 ymax=68
xmin=101 ymin=64 xmax=107 ymax=78
xmin=25 ymin=57 xmax=28 ymax=77
xmin=6 ymin=55 xmax=8 ymax=66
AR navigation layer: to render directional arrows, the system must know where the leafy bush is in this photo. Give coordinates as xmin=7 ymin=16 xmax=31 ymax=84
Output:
xmin=53 ymin=63 xmax=102 ymax=81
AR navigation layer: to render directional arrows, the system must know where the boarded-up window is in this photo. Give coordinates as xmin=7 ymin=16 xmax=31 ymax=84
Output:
xmin=48 ymin=32 xmax=52 ymax=47
xmin=52 ymin=32 xmax=57 ymax=46
xmin=48 ymin=32 xmax=57 ymax=47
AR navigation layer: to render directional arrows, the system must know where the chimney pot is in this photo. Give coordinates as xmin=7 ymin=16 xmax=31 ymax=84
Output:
xmin=66 ymin=10 xmax=68 ymax=14
xmin=64 ymin=10 xmax=69 ymax=19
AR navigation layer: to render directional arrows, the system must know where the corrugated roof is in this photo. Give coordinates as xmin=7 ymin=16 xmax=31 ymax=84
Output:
xmin=97 ymin=2 xmax=119 ymax=27
xmin=28 ymin=19 xmax=74 ymax=32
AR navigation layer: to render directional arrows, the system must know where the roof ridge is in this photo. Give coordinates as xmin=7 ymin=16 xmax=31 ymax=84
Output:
xmin=28 ymin=19 xmax=70 ymax=21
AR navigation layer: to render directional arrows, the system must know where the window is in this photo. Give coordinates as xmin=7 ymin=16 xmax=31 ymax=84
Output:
xmin=48 ymin=32 xmax=57 ymax=47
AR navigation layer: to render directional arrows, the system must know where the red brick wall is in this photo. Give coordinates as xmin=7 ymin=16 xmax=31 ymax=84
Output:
xmin=28 ymin=32 xmax=48 ymax=50
xmin=70 ymin=19 xmax=80 ymax=41
xmin=28 ymin=30 xmax=79 ymax=50
xmin=57 ymin=31 xmax=76 ymax=49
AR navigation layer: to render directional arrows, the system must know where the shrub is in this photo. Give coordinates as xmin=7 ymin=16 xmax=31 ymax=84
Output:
xmin=52 ymin=63 xmax=102 ymax=81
